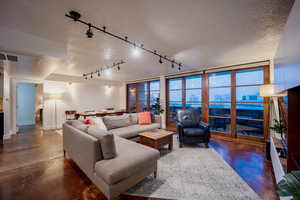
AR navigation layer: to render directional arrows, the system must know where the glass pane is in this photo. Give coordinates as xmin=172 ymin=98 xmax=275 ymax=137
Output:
xmin=186 ymin=103 xmax=202 ymax=121
xmin=127 ymin=84 xmax=136 ymax=112
xmin=209 ymin=87 xmax=231 ymax=101
xmin=168 ymin=102 xmax=183 ymax=123
xmin=236 ymin=103 xmax=264 ymax=119
xmin=150 ymin=91 xmax=160 ymax=105
xmin=150 ymin=80 xmax=160 ymax=91
xmin=186 ymin=75 xmax=201 ymax=89
xmin=169 ymin=90 xmax=182 ymax=101
xmin=209 ymin=103 xmax=231 ymax=117
xmin=138 ymin=82 xmax=147 ymax=91
xmin=209 ymin=72 xmax=231 ymax=87
xmin=186 ymin=89 xmax=201 ymax=102
xmin=209 ymin=117 xmax=231 ymax=133
xmin=236 ymin=68 xmax=264 ymax=86
xmin=237 ymin=119 xmax=263 ymax=138
xmin=236 ymin=86 xmax=263 ymax=102
xmin=169 ymin=78 xmax=182 ymax=90
xmin=138 ymin=100 xmax=148 ymax=112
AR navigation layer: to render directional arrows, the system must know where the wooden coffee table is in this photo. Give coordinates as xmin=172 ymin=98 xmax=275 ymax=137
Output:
xmin=139 ymin=129 xmax=174 ymax=150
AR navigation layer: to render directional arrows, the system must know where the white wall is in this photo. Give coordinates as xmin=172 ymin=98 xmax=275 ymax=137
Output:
xmin=43 ymin=81 xmax=125 ymax=130
xmin=16 ymin=83 xmax=36 ymax=126
xmin=3 ymin=61 xmax=11 ymax=139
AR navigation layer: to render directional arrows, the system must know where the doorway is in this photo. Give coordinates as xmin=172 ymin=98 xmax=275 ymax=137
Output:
xmin=16 ymin=82 xmax=43 ymax=132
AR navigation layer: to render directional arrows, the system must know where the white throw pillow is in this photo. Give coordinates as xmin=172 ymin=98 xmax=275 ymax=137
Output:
xmin=91 ymin=117 xmax=108 ymax=131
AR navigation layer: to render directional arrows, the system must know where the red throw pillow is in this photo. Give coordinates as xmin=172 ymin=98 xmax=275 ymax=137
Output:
xmin=83 ymin=119 xmax=94 ymax=125
xmin=138 ymin=112 xmax=152 ymax=125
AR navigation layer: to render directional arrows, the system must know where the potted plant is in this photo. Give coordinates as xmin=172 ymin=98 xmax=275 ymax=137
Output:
xmin=151 ymin=97 xmax=164 ymax=115
xmin=270 ymin=119 xmax=287 ymax=158
xmin=277 ymin=171 xmax=300 ymax=200
xmin=270 ymin=119 xmax=287 ymax=139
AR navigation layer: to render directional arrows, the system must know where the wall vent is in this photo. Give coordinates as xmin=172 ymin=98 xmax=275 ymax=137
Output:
xmin=0 ymin=53 xmax=18 ymax=62
xmin=6 ymin=55 xmax=18 ymax=62
xmin=0 ymin=53 xmax=6 ymax=60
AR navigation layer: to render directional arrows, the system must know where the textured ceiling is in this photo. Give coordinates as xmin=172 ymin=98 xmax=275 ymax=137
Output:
xmin=0 ymin=0 xmax=294 ymax=82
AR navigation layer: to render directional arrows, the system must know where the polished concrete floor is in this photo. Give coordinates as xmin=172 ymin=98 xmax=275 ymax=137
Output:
xmin=0 ymin=125 xmax=278 ymax=200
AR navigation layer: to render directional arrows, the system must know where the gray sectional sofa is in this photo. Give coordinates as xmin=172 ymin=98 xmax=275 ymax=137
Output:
xmin=63 ymin=113 xmax=161 ymax=199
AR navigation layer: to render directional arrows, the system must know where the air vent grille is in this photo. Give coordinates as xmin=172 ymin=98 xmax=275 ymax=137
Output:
xmin=0 ymin=53 xmax=6 ymax=60
xmin=6 ymin=55 xmax=18 ymax=62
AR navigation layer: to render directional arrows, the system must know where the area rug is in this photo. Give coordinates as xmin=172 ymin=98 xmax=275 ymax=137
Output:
xmin=125 ymin=137 xmax=261 ymax=200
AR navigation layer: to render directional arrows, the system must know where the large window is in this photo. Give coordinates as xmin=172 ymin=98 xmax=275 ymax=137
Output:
xmin=127 ymin=80 xmax=160 ymax=113
xmin=235 ymin=68 xmax=265 ymax=138
xmin=208 ymin=72 xmax=231 ymax=133
xmin=167 ymin=75 xmax=202 ymax=127
xmin=165 ymin=65 xmax=269 ymax=142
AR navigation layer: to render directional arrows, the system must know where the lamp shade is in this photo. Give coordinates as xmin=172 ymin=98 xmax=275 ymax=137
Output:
xmin=259 ymin=84 xmax=287 ymax=97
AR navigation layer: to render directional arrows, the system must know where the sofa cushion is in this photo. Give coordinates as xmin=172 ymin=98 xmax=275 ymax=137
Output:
xmin=103 ymin=114 xmax=132 ymax=130
xmin=108 ymin=123 xmax=160 ymax=139
xmin=130 ymin=113 xmax=138 ymax=125
xmin=183 ymin=127 xmax=206 ymax=137
xmin=90 ymin=117 xmax=108 ymax=131
xmin=87 ymin=126 xmax=117 ymax=159
xmin=138 ymin=112 xmax=152 ymax=125
xmin=94 ymin=137 xmax=160 ymax=185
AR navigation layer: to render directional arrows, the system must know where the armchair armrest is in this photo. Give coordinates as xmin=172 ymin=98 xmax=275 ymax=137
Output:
xmin=199 ymin=121 xmax=209 ymax=130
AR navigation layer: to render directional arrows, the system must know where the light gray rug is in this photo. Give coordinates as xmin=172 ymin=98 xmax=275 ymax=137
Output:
xmin=126 ymin=136 xmax=261 ymax=200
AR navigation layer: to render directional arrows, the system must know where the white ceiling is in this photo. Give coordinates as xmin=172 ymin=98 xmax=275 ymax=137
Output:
xmin=0 ymin=0 xmax=294 ymax=82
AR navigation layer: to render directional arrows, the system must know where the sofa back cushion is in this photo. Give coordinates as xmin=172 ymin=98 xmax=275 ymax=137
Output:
xmin=138 ymin=112 xmax=152 ymax=125
xmin=130 ymin=113 xmax=138 ymax=125
xmin=87 ymin=126 xmax=117 ymax=160
xmin=103 ymin=114 xmax=131 ymax=130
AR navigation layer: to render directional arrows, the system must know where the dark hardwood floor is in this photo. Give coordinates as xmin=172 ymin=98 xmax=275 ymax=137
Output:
xmin=0 ymin=125 xmax=278 ymax=200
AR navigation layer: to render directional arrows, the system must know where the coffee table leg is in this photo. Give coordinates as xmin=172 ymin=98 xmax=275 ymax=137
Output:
xmin=169 ymin=137 xmax=173 ymax=150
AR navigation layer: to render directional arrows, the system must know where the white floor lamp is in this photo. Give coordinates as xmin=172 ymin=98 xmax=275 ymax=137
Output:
xmin=46 ymin=93 xmax=61 ymax=129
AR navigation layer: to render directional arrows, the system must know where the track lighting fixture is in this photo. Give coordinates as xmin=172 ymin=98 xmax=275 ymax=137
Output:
xmin=68 ymin=10 xmax=81 ymax=21
xmin=178 ymin=63 xmax=182 ymax=71
xmin=171 ymin=61 xmax=175 ymax=68
xmin=159 ymin=56 xmax=163 ymax=64
xmin=65 ymin=10 xmax=184 ymax=70
xmin=83 ymin=60 xmax=125 ymax=80
xmin=86 ymin=24 xmax=93 ymax=38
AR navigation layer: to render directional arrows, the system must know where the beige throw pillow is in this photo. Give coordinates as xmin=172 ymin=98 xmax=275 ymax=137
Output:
xmin=87 ymin=126 xmax=117 ymax=159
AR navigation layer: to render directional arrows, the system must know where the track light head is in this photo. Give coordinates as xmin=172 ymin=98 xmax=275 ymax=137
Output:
xmin=159 ymin=56 xmax=163 ymax=64
xmin=117 ymin=65 xmax=120 ymax=71
xmin=68 ymin=10 xmax=81 ymax=21
xmin=103 ymin=26 xmax=106 ymax=32
xmin=171 ymin=62 xmax=175 ymax=68
xmin=97 ymin=70 xmax=101 ymax=76
xmin=124 ymin=36 xmax=128 ymax=41
xmin=86 ymin=24 xmax=93 ymax=38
